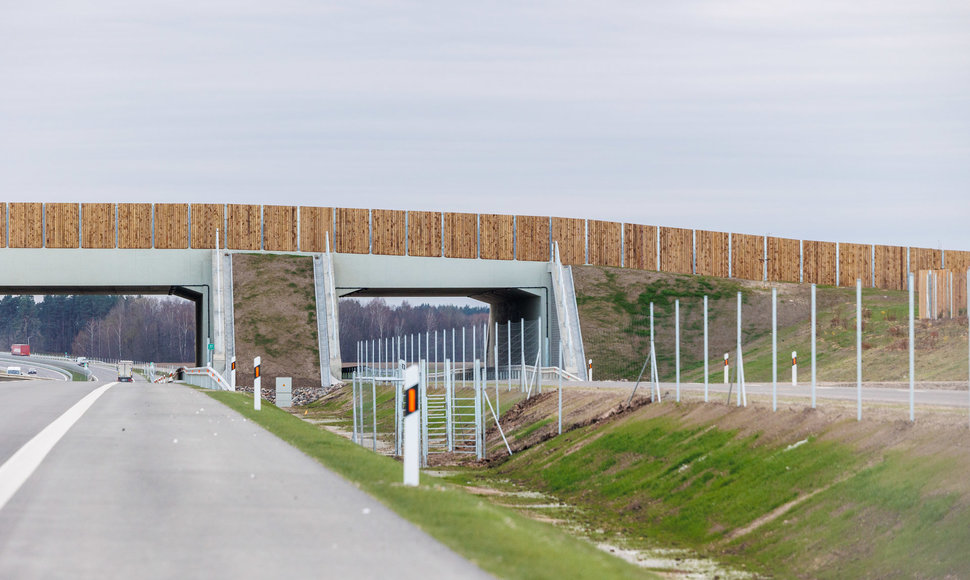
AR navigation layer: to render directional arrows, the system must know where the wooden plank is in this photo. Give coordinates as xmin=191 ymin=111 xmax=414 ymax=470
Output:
xmin=335 ymin=208 xmax=370 ymax=254
xmin=81 ymin=203 xmax=115 ymax=248
xmin=659 ymin=227 xmax=693 ymax=274
xmin=45 ymin=203 xmax=79 ymax=248
xmin=803 ymin=240 xmax=837 ymax=285
xmin=118 ymin=203 xmax=152 ymax=249
xmin=766 ymin=236 xmax=800 ymax=283
xmin=8 ymin=202 xmax=43 ymax=248
xmin=443 ymin=212 xmax=478 ymax=259
xmin=873 ymin=245 xmax=906 ymax=291
xmin=262 ymin=205 xmax=298 ymax=252
xmin=910 ymin=247 xmax=943 ymax=272
xmin=551 ymin=217 xmax=585 ymax=265
xmin=516 ymin=215 xmax=550 ymax=262
xmin=945 ymin=250 xmax=970 ymax=277
xmin=695 ymin=230 xmax=729 ymax=277
xmin=227 ymin=204 xmax=261 ymax=250
xmin=372 ymin=209 xmax=406 ymax=256
xmin=407 ymin=211 xmax=441 ymax=257
xmin=731 ymin=233 xmax=764 ymax=281
xmin=191 ymin=203 xmax=224 ymax=249
xmin=588 ymin=220 xmax=622 ymax=267
xmin=0 ymin=204 xmax=5 ymax=248
xmin=623 ymin=223 xmax=657 ymax=271
xmin=299 ymin=206 xmax=334 ymax=253
xmin=480 ymin=214 xmax=514 ymax=260
xmin=154 ymin=204 xmax=189 ymax=249
xmin=838 ymin=242 xmax=871 ymax=287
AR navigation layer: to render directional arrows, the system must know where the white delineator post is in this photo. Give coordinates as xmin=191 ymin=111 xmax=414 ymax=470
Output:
xmin=587 ymin=359 xmax=593 ymax=382
xmin=253 ymin=356 xmax=261 ymax=411
xmin=402 ymin=365 xmax=420 ymax=487
xmin=724 ymin=353 xmax=729 ymax=384
xmin=230 ymin=356 xmax=236 ymax=391
xmin=792 ymin=351 xmax=797 ymax=387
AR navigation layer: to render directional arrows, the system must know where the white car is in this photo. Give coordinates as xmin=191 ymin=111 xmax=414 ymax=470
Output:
xmin=6 ymin=367 xmax=22 ymax=375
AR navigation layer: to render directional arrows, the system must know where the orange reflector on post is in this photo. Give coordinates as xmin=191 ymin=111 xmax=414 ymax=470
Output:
xmin=254 ymin=365 xmax=260 ymax=379
xmin=404 ymin=386 xmax=418 ymax=416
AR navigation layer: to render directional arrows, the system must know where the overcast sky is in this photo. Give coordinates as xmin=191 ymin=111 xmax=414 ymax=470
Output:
xmin=2 ymin=1 xmax=968 ymax=250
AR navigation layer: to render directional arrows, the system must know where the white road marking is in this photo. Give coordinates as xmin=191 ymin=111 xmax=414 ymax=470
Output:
xmin=0 ymin=382 xmax=117 ymax=511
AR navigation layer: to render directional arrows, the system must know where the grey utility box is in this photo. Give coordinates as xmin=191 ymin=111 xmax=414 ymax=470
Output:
xmin=276 ymin=377 xmax=293 ymax=407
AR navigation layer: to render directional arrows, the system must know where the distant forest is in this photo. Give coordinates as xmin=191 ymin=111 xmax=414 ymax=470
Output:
xmin=0 ymin=295 xmax=195 ymax=363
xmin=339 ymin=299 xmax=489 ymax=362
xmin=2 ymin=294 xmax=487 ymax=365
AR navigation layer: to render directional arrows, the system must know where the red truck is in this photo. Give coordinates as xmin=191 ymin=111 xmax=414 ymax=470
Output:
xmin=11 ymin=344 xmax=30 ymax=356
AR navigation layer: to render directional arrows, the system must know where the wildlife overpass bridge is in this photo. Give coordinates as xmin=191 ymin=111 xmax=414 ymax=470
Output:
xmin=1 ymin=202 xmax=965 ymax=383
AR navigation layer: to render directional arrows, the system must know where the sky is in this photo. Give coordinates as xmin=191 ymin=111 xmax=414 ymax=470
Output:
xmin=1 ymin=1 xmax=968 ymax=250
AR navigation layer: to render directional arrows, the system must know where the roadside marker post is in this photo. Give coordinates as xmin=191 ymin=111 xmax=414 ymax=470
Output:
xmin=253 ymin=356 xmax=261 ymax=411
xmin=402 ymin=365 xmax=420 ymax=487
xmin=230 ymin=356 xmax=236 ymax=391
xmin=792 ymin=351 xmax=797 ymax=387
xmin=724 ymin=353 xmax=729 ymax=384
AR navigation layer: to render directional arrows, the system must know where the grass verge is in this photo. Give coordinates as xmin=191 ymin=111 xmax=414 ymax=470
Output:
xmin=202 ymin=389 xmax=658 ymax=580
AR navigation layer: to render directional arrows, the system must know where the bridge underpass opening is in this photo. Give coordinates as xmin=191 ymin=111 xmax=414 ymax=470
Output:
xmin=0 ymin=288 xmax=202 ymax=368
xmin=338 ymin=290 xmax=555 ymax=378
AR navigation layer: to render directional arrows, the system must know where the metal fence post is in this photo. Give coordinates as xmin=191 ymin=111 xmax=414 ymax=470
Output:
xmin=772 ymin=287 xmax=777 ymax=412
xmin=675 ymin=299 xmax=680 ymax=402
xmin=475 ymin=360 xmax=483 ymax=460
xmin=812 ymin=284 xmax=818 ymax=409
xmin=909 ymin=273 xmax=915 ymax=423
xmin=856 ymin=278 xmax=862 ymax=422
xmin=703 ymin=295 xmax=708 ymax=403
xmin=445 ymin=359 xmax=453 ymax=452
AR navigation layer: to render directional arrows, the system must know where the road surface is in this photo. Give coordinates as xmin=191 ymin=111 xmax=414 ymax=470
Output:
xmin=0 ymin=379 xmax=491 ymax=579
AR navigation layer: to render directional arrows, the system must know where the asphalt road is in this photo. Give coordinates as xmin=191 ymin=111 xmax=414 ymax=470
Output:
xmin=0 ymin=380 xmax=491 ymax=579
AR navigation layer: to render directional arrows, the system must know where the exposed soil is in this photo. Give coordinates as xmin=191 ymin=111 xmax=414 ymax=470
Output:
xmin=232 ymin=253 xmax=321 ymax=390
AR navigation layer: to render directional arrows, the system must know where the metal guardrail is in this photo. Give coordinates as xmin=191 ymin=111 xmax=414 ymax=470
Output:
xmin=180 ymin=366 xmax=233 ymax=391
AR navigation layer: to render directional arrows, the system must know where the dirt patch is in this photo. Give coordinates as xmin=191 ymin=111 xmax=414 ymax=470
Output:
xmin=232 ymin=253 xmax=321 ymax=390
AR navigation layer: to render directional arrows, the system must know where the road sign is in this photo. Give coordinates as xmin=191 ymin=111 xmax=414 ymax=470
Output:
xmin=208 ymin=343 xmax=214 ymax=350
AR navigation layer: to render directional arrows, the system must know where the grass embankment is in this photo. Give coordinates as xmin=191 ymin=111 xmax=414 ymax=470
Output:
xmin=463 ymin=401 xmax=970 ymax=578
xmin=575 ymin=265 xmax=970 ymax=383
xmin=203 ymin=389 xmax=656 ymax=580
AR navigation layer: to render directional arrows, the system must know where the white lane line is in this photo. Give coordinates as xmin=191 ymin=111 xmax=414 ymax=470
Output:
xmin=0 ymin=382 xmax=118 ymax=511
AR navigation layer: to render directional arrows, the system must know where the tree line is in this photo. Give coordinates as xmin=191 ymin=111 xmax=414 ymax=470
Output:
xmin=0 ymin=295 xmax=196 ymax=363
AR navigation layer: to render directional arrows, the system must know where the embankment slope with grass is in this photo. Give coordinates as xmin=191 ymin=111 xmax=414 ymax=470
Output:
xmin=485 ymin=395 xmax=970 ymax=578
xmin=232 ymin=253 xmax=320 ymax=390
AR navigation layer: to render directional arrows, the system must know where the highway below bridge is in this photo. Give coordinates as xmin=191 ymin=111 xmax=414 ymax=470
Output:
xmin=0 ymin=369 xmax=491 ymax=579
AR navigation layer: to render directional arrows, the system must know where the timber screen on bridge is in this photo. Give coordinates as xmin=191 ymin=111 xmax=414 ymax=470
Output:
xmin=1 ymin=202 xmax=965 ymax=302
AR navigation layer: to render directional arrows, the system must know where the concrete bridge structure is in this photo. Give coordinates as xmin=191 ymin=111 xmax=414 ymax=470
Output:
xmin=2 ymin=201 xmax=968 ymax=384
